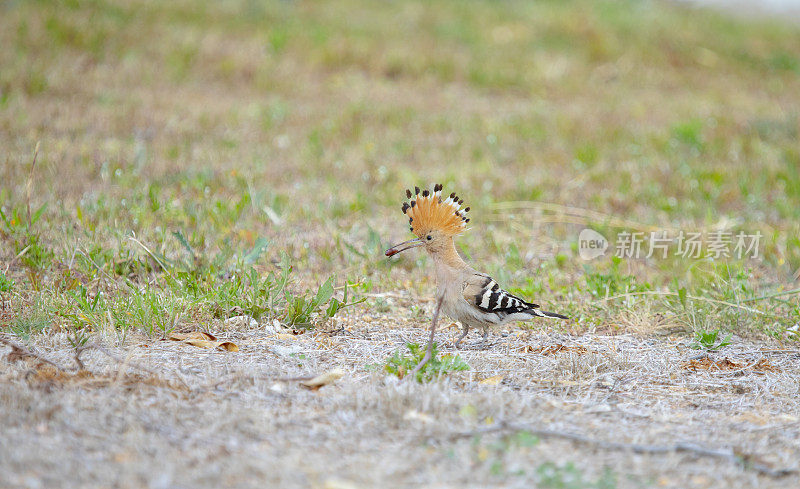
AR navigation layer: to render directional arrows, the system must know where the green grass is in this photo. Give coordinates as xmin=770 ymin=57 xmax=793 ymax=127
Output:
xmin=1 ymin=0 xmax=799 ymax=343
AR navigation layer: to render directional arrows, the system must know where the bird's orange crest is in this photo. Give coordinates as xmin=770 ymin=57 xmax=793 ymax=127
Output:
xmin=401 ymin=184 xmax=470 ymax=237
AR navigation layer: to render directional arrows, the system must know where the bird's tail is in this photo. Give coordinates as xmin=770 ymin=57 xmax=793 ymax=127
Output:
xmin=530 ymin=308 xmax=568 ymax=320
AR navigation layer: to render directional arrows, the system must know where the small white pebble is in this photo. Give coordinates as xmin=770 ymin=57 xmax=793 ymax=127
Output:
xmin=224 ymin=315 xmax=258 ymax=329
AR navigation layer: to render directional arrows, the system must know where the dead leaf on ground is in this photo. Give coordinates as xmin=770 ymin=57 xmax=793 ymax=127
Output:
xmin=183 ymin=338 xmax=216 ymax=349
xmin=750 ymin=358 xmax=781 ymax=372
xmin=169 ymin=331 xmax=238 ymax=352
xmin=683 ymin=356 xmax=740 ymax=371
xmin=169 ymin=331 xmax=217 ymax=341
xmin=215 ymin=341 xmax=239 ymax=352
xmin=682 ymin=356 xmax=779 ymax=373
xmin=520 ymin=344 xmax=590 ymax=355
xmin=479 ymin=374 xmax=505 ymax=385
xmin=300 ymin=368 xmax=345 ymax=390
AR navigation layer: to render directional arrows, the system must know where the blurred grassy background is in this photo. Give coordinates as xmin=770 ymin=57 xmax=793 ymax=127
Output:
xmin=1 ymin=0 xmax=799 ymax=341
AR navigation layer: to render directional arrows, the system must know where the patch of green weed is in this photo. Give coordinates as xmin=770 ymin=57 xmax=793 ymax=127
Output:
xmin=0 ymin=271 xmax=14 ymax=294
xmin=690 ymin=329 xmax=732 ymax=351
xmin=384 ymin=342 xmax=469 ymax=382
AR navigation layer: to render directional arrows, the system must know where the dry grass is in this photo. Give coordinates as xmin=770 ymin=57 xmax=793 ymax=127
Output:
xmin=3 ymin=314 xmax=800 ymax=488
xmin=2 ymin=0 xmax=800 ymax=487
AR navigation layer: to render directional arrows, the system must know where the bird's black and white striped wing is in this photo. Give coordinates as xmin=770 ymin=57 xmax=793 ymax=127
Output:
xmin=463 ymin=275 xmax=534 ymax=313
xmin=463 ymin=274 xmax=566 ymax=320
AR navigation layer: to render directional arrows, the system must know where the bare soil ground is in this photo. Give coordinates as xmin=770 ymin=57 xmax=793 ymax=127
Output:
xmin=3 ymin=308 xmax=799 ymax=489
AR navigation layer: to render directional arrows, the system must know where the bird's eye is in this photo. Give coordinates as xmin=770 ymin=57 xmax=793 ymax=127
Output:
xmin=426 ymin=235 xmax=432 ymax=241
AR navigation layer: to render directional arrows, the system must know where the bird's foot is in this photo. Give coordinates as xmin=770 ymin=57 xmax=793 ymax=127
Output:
xmin=479 ymin=330 xmax=490 ymax=349
xmin=453 ymin=326 xmax=470 ymax=350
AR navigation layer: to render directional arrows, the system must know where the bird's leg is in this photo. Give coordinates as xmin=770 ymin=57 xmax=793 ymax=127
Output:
xmin=406 ymin=294 xmax=444 ymax=382
xmin=480 ymin=328 xmax=490 ymax=350
xmin=454 ymin=324 xmax=470 ymax=349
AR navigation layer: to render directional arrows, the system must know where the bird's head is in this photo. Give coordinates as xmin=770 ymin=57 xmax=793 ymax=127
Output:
xmin=385 ymin=183 xmax=470 ymax=259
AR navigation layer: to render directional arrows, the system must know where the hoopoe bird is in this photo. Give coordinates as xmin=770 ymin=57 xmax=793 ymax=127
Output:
xmin=385 ymin=183 xmax=568 ymax=348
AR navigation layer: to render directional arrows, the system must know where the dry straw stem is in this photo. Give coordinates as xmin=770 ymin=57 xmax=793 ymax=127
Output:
xmin=73 ymin=248 xmax=117 ymax=282
xmin=742 ymin=287 xmax=800 ymax=304
xmin=489 ymin=201 xmax=674 ymax=233
xmin=25 ymin=142 xmax=40 ymax=228
xmin=593 ymin=290 xmax=767 ymax=315
xmin=126 ymin=235 xmax=172 ymax=278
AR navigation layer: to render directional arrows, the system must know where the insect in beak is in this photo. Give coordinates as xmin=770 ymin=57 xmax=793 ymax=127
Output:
xmin=385 ymin=237 xmax=424 ymax=257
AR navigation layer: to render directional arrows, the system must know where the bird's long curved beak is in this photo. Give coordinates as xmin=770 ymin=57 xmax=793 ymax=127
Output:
xmin=385 ymin=237 xmax=424 ymax=257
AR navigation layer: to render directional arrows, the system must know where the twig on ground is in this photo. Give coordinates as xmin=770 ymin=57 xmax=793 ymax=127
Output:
xmin=0 ymin=335 xmax=186 ymax=387
xmin=202 ymin=372 xmax=328 ymax=393
xmin=0 ymin=334 xmax=71 ymax=372
xmin=81 ymin=343 xmax=163 ymax=377
xmin=405 ymin=295 xmax=444 ymax=382
xmin=448 ymin=421 xmax=796 ymax=478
